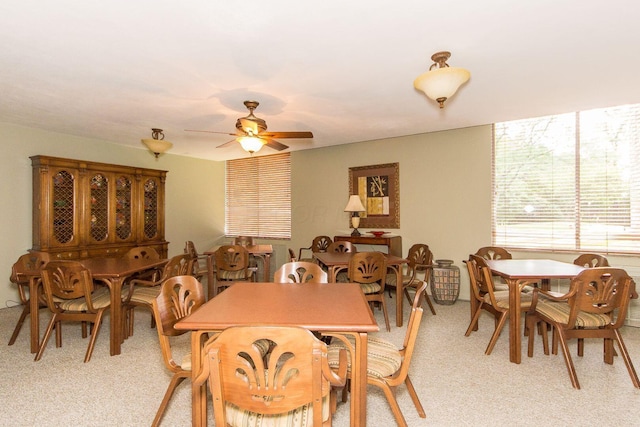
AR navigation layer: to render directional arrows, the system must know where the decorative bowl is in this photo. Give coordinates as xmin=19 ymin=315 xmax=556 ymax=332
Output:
xmin=369 ymin=231 xmax=386 ymax=237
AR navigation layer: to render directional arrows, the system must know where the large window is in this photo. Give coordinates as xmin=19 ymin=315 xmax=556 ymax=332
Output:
xmin=493 ymin=103 xmax=640 ymax=254
xmin=225 ymin=153 xmax=291 ymax=239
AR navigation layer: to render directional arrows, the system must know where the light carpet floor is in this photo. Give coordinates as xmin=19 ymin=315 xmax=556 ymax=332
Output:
xmin=1 ymin=292 xmax=639 ymax=426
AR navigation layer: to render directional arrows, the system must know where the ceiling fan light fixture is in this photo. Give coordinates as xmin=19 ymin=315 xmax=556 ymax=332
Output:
xmin=238 ymin=136 xmax=266 ymax=154
xmin=141 ymin=128 xmax=172 ymax=158
xmin=414 ymin=51 xmax=470 ymax=108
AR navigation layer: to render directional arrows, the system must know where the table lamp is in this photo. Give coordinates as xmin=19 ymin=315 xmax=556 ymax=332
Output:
xmin=344 ymin=195 xmax=366 ymax=236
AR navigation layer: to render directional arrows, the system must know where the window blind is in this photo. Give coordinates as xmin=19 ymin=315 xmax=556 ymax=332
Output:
xmin=225 ymin=153 xmax=291 ymax=239
xmin=493 ymin=103 xmax=640 ymax=253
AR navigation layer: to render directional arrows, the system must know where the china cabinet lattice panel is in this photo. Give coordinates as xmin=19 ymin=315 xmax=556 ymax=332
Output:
xmin=31 ymin=155 xmax=168 ymax=259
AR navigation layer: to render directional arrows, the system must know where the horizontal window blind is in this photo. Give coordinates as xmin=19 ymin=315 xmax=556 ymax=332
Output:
xmin=225 ymin=153 xmax=291 ymax=239
xmin=493 ymin=103 xmax=640 ymax=253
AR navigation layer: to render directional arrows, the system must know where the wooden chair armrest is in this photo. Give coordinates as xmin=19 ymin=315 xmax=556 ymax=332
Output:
xmin=324 ymin=348 xmax=347 ymax=387
xmin=298 ymin=247 xmax=312 ymax=260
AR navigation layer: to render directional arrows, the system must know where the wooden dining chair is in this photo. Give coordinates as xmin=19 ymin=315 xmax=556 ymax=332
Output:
xmin=298 ymin=235 xmax=333 ymax=261
xmin=124 ymin=246 xmax=162 ymax=282
xmin=288 ymin=248 xmax=297 ymax=262
xmin=328 ymin=281 xmax=428 ymax=427
xmin=36 ymin=261 xmax=112 ymax=363
xmin=150 ymin=275 xmax=205 ymax=427
xmin=183 ymin=240 xmax=208 ymax=281
xmin=464 ymin=254 xmax=533 ymax=355
xmin=122 ymin=253 xmax=193 ymax=337
xmin=386 ymin=243 xmax=436 ymax=315
xmin=475 ymin=246 xmax=512 ymax=260
xmin=348 ymin=251 xmax=390 ymax=332
xmin=274 ymin=261 xmax=328 ymax=283
xmin=327 ymin=240 xmax=357 ymax=254
xmin=8 ymin=251 xmax=50 ymax=347
xmin=213 ymin=245 xmax=254 ymax=295
xmin=573 ymin=253 xmax=609 ymax=268
xmin=526 ymin=267 xmax=639 ymax=389
xmin=193 ymin=325 xmax=347 ymax=427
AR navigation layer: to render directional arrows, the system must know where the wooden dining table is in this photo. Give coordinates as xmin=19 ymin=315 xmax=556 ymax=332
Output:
xmin=313 ymin=251 xmax=409 ymax=327
xmin=175 ymin=281 xmax=379 ymax=427
xmin=485 ymin=259 xmax=585 ymax=364
xmin=22 ymin=256 xmax=167 ymax=356
xmin=78 ymin=257 xmax=168 ymax=355
xmin=204 ymin=244 xmax=273 ymax=298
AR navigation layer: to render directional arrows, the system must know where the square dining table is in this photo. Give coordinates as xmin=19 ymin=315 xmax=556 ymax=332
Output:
xmin=485 ymin=259 xmax=585 ymax=364
xmin=175 ymin=281 xmax=379 ymax=427
xmin=78 ymin=257 xmax=168 ymax=355
xmin=204 ymin=244 xmax=273 ymax=298
xmin=313 ymin=251 xmax=409 ymax=327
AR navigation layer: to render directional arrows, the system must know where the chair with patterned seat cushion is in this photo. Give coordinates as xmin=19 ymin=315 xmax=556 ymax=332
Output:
xmin=386 ymin=243 xmax=436 ymax=315
xmin=8 ymin=251 xmax=50 ymax=347
xmin=348 ymin=251 xmax=390 ymax=332
xmin=150 ymin=275 xmax=205 ymax=427
xmin=274 ymin=261 xmax=328 ymax=283
xmin=213 ymin=245 xmax=254 ymax=295
xmin=36 ymin=261 xmax=111 ymax=363
xmin=328 ymin=281 xmax=428 ymax=427
xmin=124 ymin=246 xmax=162 ymax=282
xmin=327 ymin=240 xmax=356 ymax=254
xmin=298 ymin=235 xmax=333 ymax=262
xmin=475 ymin=246 xmax=512 ymax=260
xmin=526 ymin=267 xmax=639 ymax=389
xmin=464 ymin=254 xmax=533 ymax=355
xmin=193 ymin=325 xmax=347 ymax=427
xmin=122 ymin=254 xmax=193 ymax=338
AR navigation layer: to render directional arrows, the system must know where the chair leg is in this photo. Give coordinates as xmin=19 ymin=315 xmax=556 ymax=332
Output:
xmin=556 ymin=330 xmax=581 ymax=389
xmin=376 ymin=382 xmax=409 ymax=427
xmin=35 ymin=315 xmax=58 ymax=362
xmin=465 ymin=304 xmax=484 ymax=337
xmin=8 ymin=304 xmax=30 ymax=345
xmin=613 ymin=330 xmax=640 ymax=389
xmin=84 ymin=310 xmax=106 ymax=363
xmin=404 ymin=375 xmax=426 ymax=418
xmin=526 ymin=314 xmax=536 ymax=357
xmin=485 ymin=312 xmax=508 ymax=355
xmin=380 ymin=297 xmax=391 ymax=332
xmin=152 ymin=373 xmax=189 ymax=427
xmin=422 ymin=292 xmax=437 ymax=315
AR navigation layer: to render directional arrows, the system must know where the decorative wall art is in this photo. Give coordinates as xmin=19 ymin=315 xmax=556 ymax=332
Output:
xmin=348 ymin=162 xmax=399 ymax=229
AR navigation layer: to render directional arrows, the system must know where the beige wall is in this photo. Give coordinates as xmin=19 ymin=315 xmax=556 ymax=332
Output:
xmin=0 ymin=122 xmax=224 ymax=305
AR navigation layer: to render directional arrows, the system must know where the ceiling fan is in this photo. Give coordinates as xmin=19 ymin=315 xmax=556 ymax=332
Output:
xmin=185 ymin=100 xmax=313 ymax=153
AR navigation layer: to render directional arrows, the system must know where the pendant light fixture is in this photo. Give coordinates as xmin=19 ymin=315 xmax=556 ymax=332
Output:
xmin=414 ymin=51 xmax=470 ymax=108
xmin=141 ymin=128 xmax=173 ymax=158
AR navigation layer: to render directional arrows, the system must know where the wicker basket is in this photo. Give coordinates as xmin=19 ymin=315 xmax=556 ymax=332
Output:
xmin=430 ymin=259 xmax=460 ymax=305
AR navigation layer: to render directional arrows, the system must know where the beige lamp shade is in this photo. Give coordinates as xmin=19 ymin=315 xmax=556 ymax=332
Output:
xmin=142 ymin=138 xmax=173 ymax=155
xmin=344 ymin=195 xmax=366 ymax=212
xmin=238 ymin=136 xmax=266 ymax=153
xmin=414 ymin=51 xmax=470 ymax=108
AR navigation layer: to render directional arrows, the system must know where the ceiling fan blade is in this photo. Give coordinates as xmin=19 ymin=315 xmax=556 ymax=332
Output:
xmin=216 ymin=139 xmax=238 ymax=148
xmin=185 ymin=129 xmax=238 ymax=136
xmin=239 ymin=118 xmax=259 ymax=135
xmin=264 ymin=139 xmax=289 ymax=151
xmin=261 ymin=131 xmax=313 ymax=139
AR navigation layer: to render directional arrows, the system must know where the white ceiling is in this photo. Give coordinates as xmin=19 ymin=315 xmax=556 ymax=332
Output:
xmin=2 ymin=1 xmax=640 ymax=161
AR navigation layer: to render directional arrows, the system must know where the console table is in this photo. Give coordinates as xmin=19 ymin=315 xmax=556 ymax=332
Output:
xmin=334 ymin=234 xmax=402 ymax=257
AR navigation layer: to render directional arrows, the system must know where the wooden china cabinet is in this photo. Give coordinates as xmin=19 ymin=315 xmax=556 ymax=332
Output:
xmin=31 ymin=155 xmax=168 ymax=259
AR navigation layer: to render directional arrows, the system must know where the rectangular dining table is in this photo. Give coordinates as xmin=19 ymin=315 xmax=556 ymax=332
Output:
xmin=23 ymin=256 xmax=167 ymax=355
xmin=78 ymin=257 xmax=168 ymax=356
xmin=204 ymin=244 xmax=273 ymax=298
xmin=175 ymin=281 xmax=379 ymax=427
xmin=485 ymin=259 xmax=585 ymax=364
xmin=313 ymin=251 xmax=409 ymax=327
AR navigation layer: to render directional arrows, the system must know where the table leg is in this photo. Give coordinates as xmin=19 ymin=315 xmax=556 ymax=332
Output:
xmin=106 ymin=278 xmax=124 ymax=356
xmin=261 ymin=254 xmax=271 ymax=281
xmin=29 ymin=277 xmax=40 ymax=353
xmin=507 ymin=278 xmax=522 ymax=364
xmin=191 ymin=330 xmax=207 ymax=427
xmin=206 ymin=254 xmax=215 ymax=300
